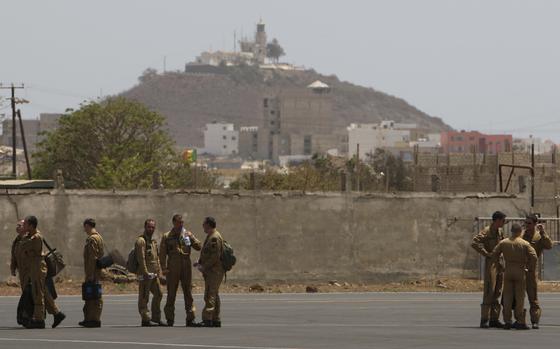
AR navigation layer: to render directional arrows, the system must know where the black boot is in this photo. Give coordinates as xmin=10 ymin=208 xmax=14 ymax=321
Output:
xmin=480 ymin=319 xmax=489 ymax=328
xmin=201 ymin=320 xmax=214 ymax=327
xmin=213 ymin=321 xmax=221 ymax=328
xmin=27 ymin=320 xmax=45 ymax=329
xmin=503 ymin=322 xmax=512 ymax=330
xmin=52 ymin=312 xmax=66 ymax=328
xmin=79 ymin=320 xmax=101 ymax=328
xmin=186 ymin=320 xmax=201 ymax=327
xmin=141 ymin=320 xmax=153 ymax=327
xmin=532 ymin=323 xmax=539 ymax=330
xmin=166 ymin=320 xmax=174 ymax=327
xmin=489 ymin=320 xmax=504 ymax=328
xmin=513 ymin=322 xmax=530 ymax=330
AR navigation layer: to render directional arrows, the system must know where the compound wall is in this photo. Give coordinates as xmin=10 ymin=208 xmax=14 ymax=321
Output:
xmin=0 ymin=190 xmax=533 ymax=282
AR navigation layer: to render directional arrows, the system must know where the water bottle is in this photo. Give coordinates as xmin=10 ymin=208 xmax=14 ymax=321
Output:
xmin=182 ymin=228 xmax=191 ymax=246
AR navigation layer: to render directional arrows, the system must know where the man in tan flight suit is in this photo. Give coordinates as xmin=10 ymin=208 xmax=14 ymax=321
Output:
xmin=10 ymin=219 xmax=27 ymax=288
xmin=471 ymin=211 xmax=506 ymax=328
xmin=20 ymin=216 xmax=66 ymax=329
xmin=160 ymin=214 xmax=202 ymax=326
xmin=522 ymin=214 xmax=553 ymax=329
xmin=80 ymin=218 xmax=104 ymax=328
xmin=136 ymin=218 xmax=164 ymax=326
xmin=195 ymin=216 xmax=225 ymax=328
xmin=490 ymin=223 xmax=537 ymax=330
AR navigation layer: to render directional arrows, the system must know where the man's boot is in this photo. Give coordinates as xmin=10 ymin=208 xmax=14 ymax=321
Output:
xmin=489 ymin=320 xmax=504 ymax=328
xmin=480 ymin=319 xmax=489 ymax=328
xmin=27 ymin=320 xmax=45 ymax=329
xmin=503 ymin=322 xmax=512 ymax=330
xmin=52 ymin=312 xmax=66 ymax=328
xmin=213 ymin=321 xmax=221 ymax=328
xmin=513 ymin=322 xmax=530 ymax=330
xmin=532 ymin=323 xmax=539 ymax=329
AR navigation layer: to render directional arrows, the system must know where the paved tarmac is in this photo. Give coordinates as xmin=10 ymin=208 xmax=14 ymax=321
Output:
xmin=0 ymin=292 xmax=559 ymax=349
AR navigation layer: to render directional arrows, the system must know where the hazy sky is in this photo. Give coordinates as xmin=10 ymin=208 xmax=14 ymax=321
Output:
xmin=1 ymin=0 xmax=559 ymax=141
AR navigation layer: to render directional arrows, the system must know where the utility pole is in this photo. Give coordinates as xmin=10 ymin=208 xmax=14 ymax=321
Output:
xmin=0 ymin=83 xmax=25 ymax=178
xmin=17 ymin=110 xmax=32 ymax=179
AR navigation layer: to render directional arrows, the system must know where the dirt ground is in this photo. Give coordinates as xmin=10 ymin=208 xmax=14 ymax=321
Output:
xmin=3 ymin=277 xmax=560 ymax=296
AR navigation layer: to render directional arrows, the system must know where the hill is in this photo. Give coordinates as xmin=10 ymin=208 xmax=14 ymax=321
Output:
xmin=121 ymin=65 xmax=451 ymax=149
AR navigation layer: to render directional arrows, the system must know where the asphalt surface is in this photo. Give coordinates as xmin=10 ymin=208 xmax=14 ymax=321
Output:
xmin=0 ymin=292 xmax=559 ymax=349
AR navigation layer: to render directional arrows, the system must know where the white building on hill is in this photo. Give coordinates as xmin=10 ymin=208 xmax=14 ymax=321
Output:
xmin=347 ymin=120 xmax=415 ymax=160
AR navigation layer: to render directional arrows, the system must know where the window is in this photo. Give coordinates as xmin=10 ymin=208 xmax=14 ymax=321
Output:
xmin=303 ymin=135 xmax=312 ymax=155
xmin=232 ymin=136 xmax=236 ymax=141
xmin=270 ymin=110 xmax=275 ymax=115
xmin=223 ymin=145 xmax=227 ymax=149
xmin=263 ymin=98 xmax=268 ymax=108
xmin=222 ymin=135 xmax=227 ymax=140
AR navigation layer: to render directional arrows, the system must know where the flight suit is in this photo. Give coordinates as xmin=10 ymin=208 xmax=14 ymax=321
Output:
xmin=199 ymin=230 xmax=225 ymax=323
xmin=522 ymin=229 xmax=553 ymax=325
xmin=471 ymin=225 xmax=504 ymax=323
xmin=83 ymin=230 xmax=104 ymax=322
xmin=19 ymin=231 xmax=59 ymax=320
xmin=11 ymin=235 xmax=26 ymax=289
xmin=159 ymin=229 xmax=201 ymax=324
xmin=490 ymin=237 xmax=537 ymax=325
xmin=135 ymin=234 xmax=163 ymax=323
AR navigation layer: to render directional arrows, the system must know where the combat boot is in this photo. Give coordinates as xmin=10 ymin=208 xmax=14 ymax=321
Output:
xmin=186 ymin=320 xmax=201 ymax=327
xmin=141 ymin=320 xmax=153 ymax=327
xmin=52 ymin=312 xmax=66 ymax=328
xmin=27 ymin=320 xmax=45 ymax=329
xmin=513 ymin=322 xmax=530 ymax=330
xmin=150 ymin=320 xmax=166 ymax=326
xmin=166 ymin=320 xmax=174 ymax=327
xmin=503 ymin=323 xmax=512 ymax=330
xmin=199 ymin=320 xmax=214 ymax=327
xmin=489 ymin=320 xmax=504 ymax=328
xmin=79 ymin=320 xmax=101 ymax=328
xmin=532 ymin=323 xmax=539 ymax=330
xmin=480 ymin=319 xmax=489 ymax=328
xmin=213 ymin=321 xmax=221 ymax=328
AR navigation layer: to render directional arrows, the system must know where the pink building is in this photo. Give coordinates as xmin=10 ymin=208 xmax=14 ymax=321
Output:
xmin=440 ymin=131 xmax=512 ymax=154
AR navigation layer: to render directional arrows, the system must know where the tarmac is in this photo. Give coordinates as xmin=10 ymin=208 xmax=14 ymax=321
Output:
xmin=0 ymin=292 xmax=559 ymax=349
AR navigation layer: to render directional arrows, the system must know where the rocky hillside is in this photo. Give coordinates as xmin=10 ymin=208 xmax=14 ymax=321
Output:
xmin=121 ymin=65 xmax=451 ymax=149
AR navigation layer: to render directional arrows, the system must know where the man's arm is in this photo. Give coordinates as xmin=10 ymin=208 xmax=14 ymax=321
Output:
xmin=488 ymin=241 xmax=503 ymax=261
xmin=527 ymin=244 xmax=538 ymax=272
xmin=159 ymin=235 xmax=168 ymax=274
xmin=189 ymin=232 xmax=202 ymax=251
xmin=84 ymin=238 xmax=100 ymax=281
xmin=10 ymin=237 xmax=18 ymax=276
xmin=471 ymin=229 xmax=490 ymax=257
xmin=135 ymin=237 xmax=149 ymax=277
xmin=537 ymin=225 xmax=553 ymax=250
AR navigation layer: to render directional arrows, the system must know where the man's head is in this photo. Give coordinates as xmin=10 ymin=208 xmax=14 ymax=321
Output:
xmin=16 ymin=219 xmax=25 ymax=236
xmin=510 ymin=223 xmax=523 ymax=238
xmin=144 ymin=218 xmax=156 ymax=236
xmin=23 ymin=216 xmax=38 ymax=233
xmin=492 ymin=211 xmax=507 ymax=228
xmin=202 ymin=216 xmax=216 ymax=234
xmin=172 ymin=214 xmax=184 ymax=230
xmin=524 ymin=214 xmax=539 ymax=231
xmin=83 ymin=218 xmax=96 ymax=234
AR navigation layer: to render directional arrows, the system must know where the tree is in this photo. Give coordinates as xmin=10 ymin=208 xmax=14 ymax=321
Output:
xmin=266 ymin=38 xmax=286 ymax=63
xmin=33 ymin=97 xmax=188 ymax=189
xmin=138 ymin=68 xmax=158 ymax=84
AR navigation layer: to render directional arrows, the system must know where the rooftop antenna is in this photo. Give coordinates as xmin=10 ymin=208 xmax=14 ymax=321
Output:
xmin=234 ymin=30 xmax=237 ymax=52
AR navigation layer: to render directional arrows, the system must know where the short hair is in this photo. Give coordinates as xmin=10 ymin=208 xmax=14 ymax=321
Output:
xmin=511 ymin=223 xmax=522 ymax=233
xmin=172 ymin=214 xmax=182 ymax=223
xmin=492 ymin=211 xmax=506 ymax=221
xmin=24 ymin=216 xmax=38 ymax=228
xmin=83 ymin=218 xmax=96 ymax=228
xmin=203 ymin=216 xmax=217 ymax=228
xmin=144 ymin=218 xmax=155 ymax=227
xmin=526 ymin=214 xmax=538 ymax=224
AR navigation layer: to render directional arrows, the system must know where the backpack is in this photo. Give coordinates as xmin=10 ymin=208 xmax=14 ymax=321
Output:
xmin=126 ymin=247 xmax=138 ymax=273
xmin=221 ymin=240 xmax=236 ymax=272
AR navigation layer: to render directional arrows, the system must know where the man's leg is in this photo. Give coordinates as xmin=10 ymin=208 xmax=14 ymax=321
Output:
xmin=502 ymin=277 xmax=513 ymax=326
xmin=526 ymin=270 xmax=541 ymax=326
xmin=138 ymin=279 xmax=151 ymax=323
xmin=180 ymin=261 xmax=195 ymax=324
xmin=150 ymin=278 xmax=163 ymax=323
xmin=164 ymin=265 xmax=180 ymax=325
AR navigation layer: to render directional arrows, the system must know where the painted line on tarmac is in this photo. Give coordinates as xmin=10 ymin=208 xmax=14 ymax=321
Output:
xmin=0 ymin=338 xmax=304 ymax=349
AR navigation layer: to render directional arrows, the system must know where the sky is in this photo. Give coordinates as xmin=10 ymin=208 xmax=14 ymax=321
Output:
xmin=1 ymin=0 xmax=560 ymax=142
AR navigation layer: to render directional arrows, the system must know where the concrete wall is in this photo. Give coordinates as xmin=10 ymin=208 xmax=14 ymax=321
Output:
xmin=0 ymin=190 xmax=531 ymax=282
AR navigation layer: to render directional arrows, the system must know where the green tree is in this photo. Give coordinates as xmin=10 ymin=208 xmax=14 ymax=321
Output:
xmin=266 ymin=38 xmax=286 ymax=63
xmin=33 ymin=97 xmax=206 ymax=189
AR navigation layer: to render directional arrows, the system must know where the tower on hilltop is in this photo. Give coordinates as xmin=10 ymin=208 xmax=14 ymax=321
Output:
xmin=254 ymin=19 xmax=267 ymax=64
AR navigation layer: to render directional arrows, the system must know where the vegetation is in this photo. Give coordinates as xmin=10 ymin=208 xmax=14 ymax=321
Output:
xmin=266 ymin=38 xmax=286 ymax=63
xmin=33 ymin=97 xmax=216 ymax=189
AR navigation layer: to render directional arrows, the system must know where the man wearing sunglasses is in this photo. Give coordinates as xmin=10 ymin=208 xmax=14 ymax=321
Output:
xmin=522 ymin=214 xmax=553 ymax=329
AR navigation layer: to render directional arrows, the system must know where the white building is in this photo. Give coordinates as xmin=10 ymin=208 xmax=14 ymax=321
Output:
xmin=347 ymin=121 xmax=414 ymax=160
xmin=203 ymin=123 xmax=239 ymax=156
xmin=513 ymin=137 xmax=555 ymax=154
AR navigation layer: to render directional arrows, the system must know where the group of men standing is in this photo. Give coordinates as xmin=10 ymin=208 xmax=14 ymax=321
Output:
xmin=472 ymin=211 xmax=553 ymax=330
xmin=10 ymin=214 xmax=226 ymax=329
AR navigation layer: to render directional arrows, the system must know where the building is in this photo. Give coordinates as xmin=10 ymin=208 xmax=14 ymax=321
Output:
xmin=238 ymin=126 xmax=259 ymax=159
xmin=1 ymin=113 xmax=62 ymax=153
xmin=257 ymin=81 xmax=345 ymax=162
xmin=347 ymin=121 xmax=415 ymax=160
xmin=512 ymin=137 xmax=555 ymax=154
xmin=203 ymin=122 xmax=239 ymax=156
xmin=440 ymin=131 xmax=512 ymax=154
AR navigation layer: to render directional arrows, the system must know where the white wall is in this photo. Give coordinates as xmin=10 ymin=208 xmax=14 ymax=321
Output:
xmin=203 ymin=123 xmax=239 ymax=156
xmin=348 ymin=123 xmax=411 ymax=160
